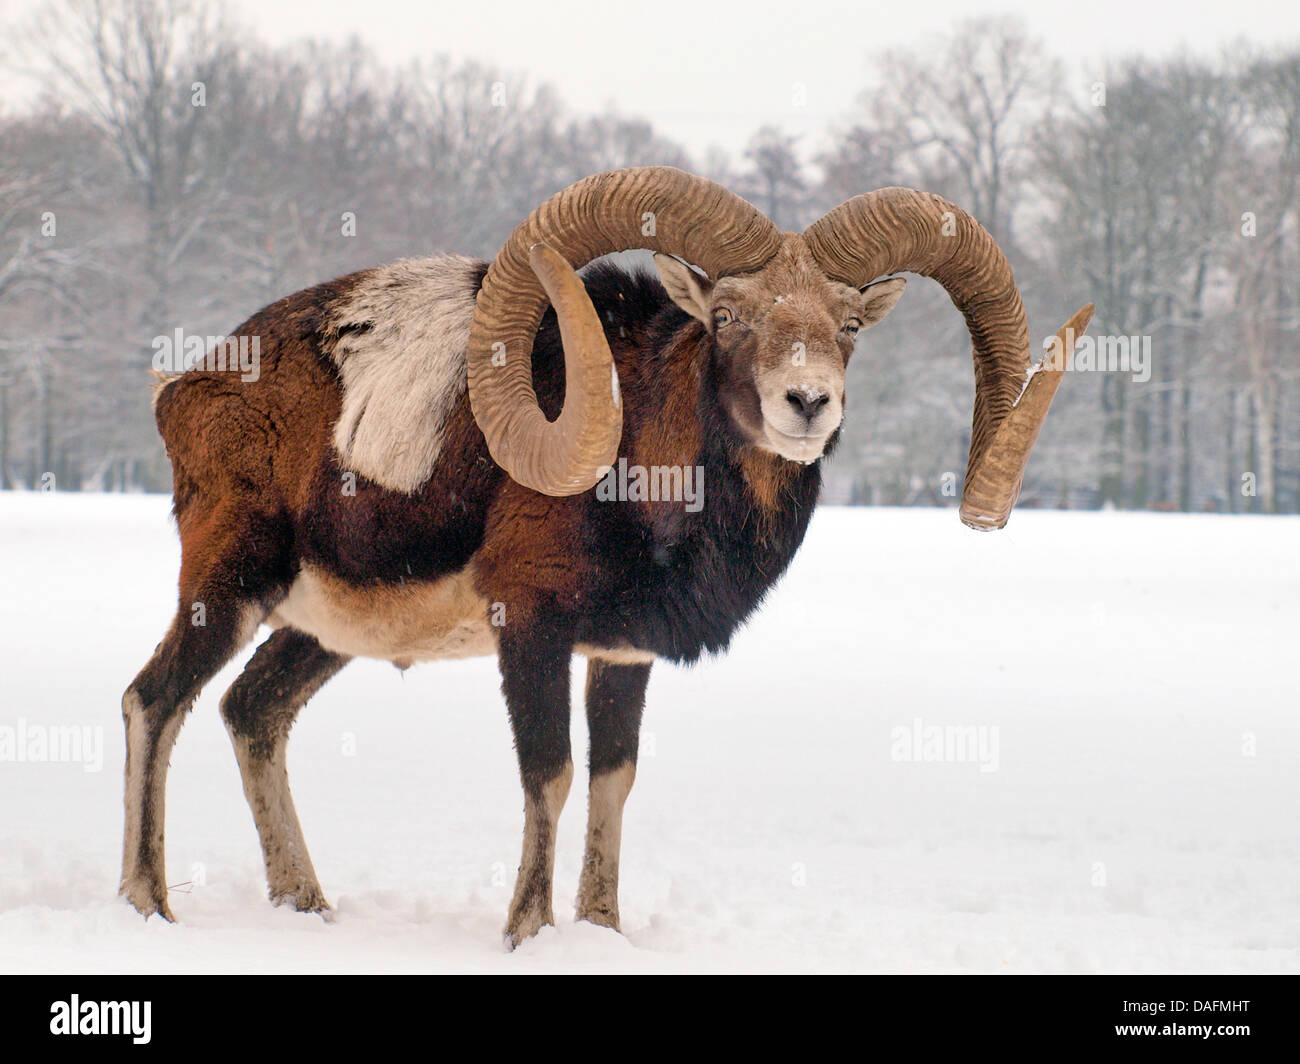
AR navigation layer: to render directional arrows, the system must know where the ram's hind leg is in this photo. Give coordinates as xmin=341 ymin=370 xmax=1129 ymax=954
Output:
xmin=121 ymin=509 xmax=281 ymax=920
xmin=219 ymin=628 xmax=349 ymax=914
xmin=576 ymin=659 xmax=649 ymax=931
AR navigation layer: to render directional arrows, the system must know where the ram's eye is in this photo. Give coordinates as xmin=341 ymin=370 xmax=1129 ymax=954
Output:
xmin=841 ymin=318 xmax=862 ymax=337
xmin=712 ymin=307 xmax=734 ymax=329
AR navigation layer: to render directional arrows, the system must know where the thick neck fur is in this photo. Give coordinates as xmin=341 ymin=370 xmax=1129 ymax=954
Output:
xmin=599 ymin=264 xmax=829 ymax=526
xmin=568 ymin=265 xmax=827 ymax=661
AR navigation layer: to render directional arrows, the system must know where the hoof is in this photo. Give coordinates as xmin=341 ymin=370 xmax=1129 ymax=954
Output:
xmin=504 ymin=908 xmax=552 ymax=950
xmin=120 ymin=879 xmax=176 ymax=923
xmin=269 ymin=883 xmax=332 ymax=916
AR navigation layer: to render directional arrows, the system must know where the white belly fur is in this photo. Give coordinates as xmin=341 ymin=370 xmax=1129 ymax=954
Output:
xmin=268 ymin=564 xmax=655 ymax=668
xmin=269 ymin=564 xmax=497 ymax=668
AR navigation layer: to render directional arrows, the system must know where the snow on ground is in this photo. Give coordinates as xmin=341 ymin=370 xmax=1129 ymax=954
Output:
xmin=1 ymin=492 xmax=1298 ymax=972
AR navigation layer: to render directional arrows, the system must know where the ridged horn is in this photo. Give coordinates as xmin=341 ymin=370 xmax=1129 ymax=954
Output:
xmin=468 ymin=166 xmax=783 ymax=496
xmin=803 ymin=187 xmax=1093 ymax=528
xmin=961 ymin=302 xmax=1095 ymax=527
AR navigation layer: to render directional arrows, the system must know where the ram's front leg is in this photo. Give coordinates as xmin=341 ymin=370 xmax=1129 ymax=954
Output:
xmin=498 ymin=624 xmax=574 ymax=949
xmin=576 ymin=659 xmax=650 ymax=931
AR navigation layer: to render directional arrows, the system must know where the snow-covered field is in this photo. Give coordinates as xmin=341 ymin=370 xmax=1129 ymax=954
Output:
xmin=1 ymin=492 xmax=1297 ymax=972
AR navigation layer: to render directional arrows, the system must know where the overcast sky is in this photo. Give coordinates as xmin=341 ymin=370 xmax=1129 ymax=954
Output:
xmin=233 ymin=0 xmax=1300 ymax=156
xmin=5 ymin=0 xmax=1300 ymax=158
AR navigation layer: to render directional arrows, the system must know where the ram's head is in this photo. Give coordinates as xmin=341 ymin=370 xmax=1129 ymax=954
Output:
xmin=467 ymin=167 xmax=1093 ymax=529
xmin=651 ymin=236 xmax=905 ymax=464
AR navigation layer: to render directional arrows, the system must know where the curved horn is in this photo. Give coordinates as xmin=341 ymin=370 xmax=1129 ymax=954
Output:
xmin=803 ymin=188 xmax=1093 ymax=529
xmin=468 ymin=166 xmax=782 ymax=496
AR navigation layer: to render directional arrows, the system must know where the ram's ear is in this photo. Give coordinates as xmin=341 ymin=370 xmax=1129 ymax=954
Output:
xmin=858 ymin=276 xmax=907 ymax=327
xmin=654 ymin=253 xmax=714 ymax=324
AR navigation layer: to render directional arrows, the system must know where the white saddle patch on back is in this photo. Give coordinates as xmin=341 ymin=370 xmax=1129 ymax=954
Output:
xmin=327 ymin=255 xmax=485 ymax=493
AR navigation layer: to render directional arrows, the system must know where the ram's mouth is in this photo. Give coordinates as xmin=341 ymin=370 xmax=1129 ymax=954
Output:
xmin=761 ymin=424 xmax=829 ymax=464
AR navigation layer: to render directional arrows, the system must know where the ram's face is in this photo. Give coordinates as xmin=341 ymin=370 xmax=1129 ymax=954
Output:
xmin=655 ymin=238 xmax=905 ymax=464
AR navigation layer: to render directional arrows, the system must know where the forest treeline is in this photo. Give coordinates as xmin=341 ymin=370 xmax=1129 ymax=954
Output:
xmin=1 ymin=0 xmax=1296 ymax=512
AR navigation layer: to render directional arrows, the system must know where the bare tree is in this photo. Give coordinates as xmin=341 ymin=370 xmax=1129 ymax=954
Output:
xmin=738 ymin=126 xmax=807 ymax=230
xmin=866 ymin=16 xmax=1048 ymax=243
xmin=1224 ymin=52 xmax=1300 ymax=513
xmin=17 ymin=0 xmax=239 ymax=325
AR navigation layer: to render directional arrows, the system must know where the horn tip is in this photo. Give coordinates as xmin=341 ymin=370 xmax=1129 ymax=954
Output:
xmin=1069 ymin=302 xmax=1096 ymax=334
xmin=959 ymin=509 xmax=1009 ymax=532
xmin=528 ymin=241 xmax=578 ymax=285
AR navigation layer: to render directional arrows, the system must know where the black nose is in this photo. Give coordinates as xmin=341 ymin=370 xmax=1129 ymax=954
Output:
xmin=786 ymin=389 xmax=829 ymax=420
